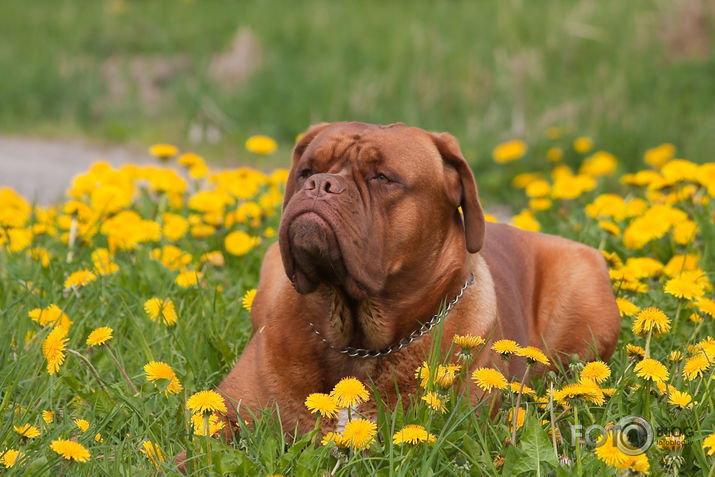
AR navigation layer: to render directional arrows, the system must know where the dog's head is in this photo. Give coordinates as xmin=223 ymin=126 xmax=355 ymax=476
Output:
xmin=278 ymin=122 xmax=485 ymax=300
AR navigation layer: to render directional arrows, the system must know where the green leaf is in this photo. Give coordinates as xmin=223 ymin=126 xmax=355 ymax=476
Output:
xmin=502 ymin=416 xmax=559 ymax=476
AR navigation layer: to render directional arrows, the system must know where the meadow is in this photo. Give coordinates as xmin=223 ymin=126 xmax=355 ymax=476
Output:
xmin=1 ymin=0 xmax=714 ymax=193
xmin=0 ymin=132 xmax=713 ymax=476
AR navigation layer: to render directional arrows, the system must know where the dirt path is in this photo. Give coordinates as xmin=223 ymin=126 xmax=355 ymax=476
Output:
xmin=0 ymin=136 xmax=149 ymax=204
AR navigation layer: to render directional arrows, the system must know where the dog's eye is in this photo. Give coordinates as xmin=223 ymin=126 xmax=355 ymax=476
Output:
xmin=298 ymin=168 xmax=313 ymax=179
xmin=373 ymin=173 xmax=390 ymax=184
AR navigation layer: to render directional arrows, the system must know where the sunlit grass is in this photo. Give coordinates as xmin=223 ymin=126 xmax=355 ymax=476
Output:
xmin=0 ymin=135 xmax=713 ymax=475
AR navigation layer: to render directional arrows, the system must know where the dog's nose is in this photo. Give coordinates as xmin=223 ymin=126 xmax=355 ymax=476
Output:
xmin=304 ymin=174 xmax=345 ymax=199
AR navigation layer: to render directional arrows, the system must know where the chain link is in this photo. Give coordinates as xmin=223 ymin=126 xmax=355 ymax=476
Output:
xmin=307 ymin=272 xmax=475 ymax=359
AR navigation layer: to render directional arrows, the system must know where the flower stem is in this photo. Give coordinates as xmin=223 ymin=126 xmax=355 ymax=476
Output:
xmin=66 ymin=349 xmax=108 ymax=393
xmin=105 ymin=343 xmax=139 ymax=395
xmin=549 ymin=382 xmax=559 ymax=457
xmin=671 ymin=301 xmax=683 ymax=335
xmin=644 ymin=329 xmax=653 ymax=358
xmin=205 ymin=414 xmax=213 ymax=470
xmin=574 ymin=403 xmax=582 ymax=476
xmin=510 ymin=365 xmax=530 ymax=445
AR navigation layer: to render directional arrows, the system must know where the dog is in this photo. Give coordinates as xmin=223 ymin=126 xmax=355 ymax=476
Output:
xmin=178 ymin=122 xmax=620 ymax=467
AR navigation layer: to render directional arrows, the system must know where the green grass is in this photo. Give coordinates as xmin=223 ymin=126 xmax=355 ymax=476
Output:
xmin=0 ymin=143 xmax=714 ymax=475
xmin=1 ymin=0 xmax=713 ymax=192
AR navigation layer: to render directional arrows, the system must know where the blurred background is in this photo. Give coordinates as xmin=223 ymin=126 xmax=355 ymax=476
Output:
xmin=0 ymin=0 xmax=713 ymax=202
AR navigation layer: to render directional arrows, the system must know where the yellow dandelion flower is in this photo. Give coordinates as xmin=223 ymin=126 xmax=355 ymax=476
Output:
xmin=623 ymin=257 xmax=663 ymax=279
xmin=163 ymin=213 xmax=189 ymax=241
xmin=554 ymin=382 xmax=605 ymax=406
xmin=330 ymin=377 xmax=369 ymax=408
xmin=663 ymin=254 xmax=699 ymax=277
xmin=29 ymin=247 xmax=50 ymax=267
xmin=91 ymin=248 xmax=118 ymax=275
xmin=50 ymin=439 xmax=90 ymax=462
xmin=200 ymin=250 xmax=225 ymax=267
xmin=74 ymin=419 xmax=89 ymax=432
xmin=143 ymin=361 xmax=183 ymax=395
xmin=699 ymin=338 xmax=715 ymax=360
xmin=703 ymin=433 xmax=715 ymax=456
xmin=573 ymin=136 xmax=594 ymax=154
xmin=602 ymin=250 xmax=623 ymax=268
xmin=512 ymin=172 xmax=543 ymax=188
xmin=634 ymin=358 xmax=669 ymax=383
xmin=594 ymin=432 xmax=628 ymax=468
xmin=525 ymin=180 xmax=551 ymax=198
xmin=644 ymin=143 xmax=675 ymax=168
xmin=580 ymin=151 xmax=617 ymax=177
xmin=598 ymin=220 xmax=621 ymax=237
xmin=143 ymin=297 xmax=178 ymax=326
xmin=683 ymin=353 xmax=710 ymax=381
xmin=304 ymin=393 xmax=339 ymax=418
xmin=63 ymin=269 xmax=97 ymax=289
xmin=242 ymin=288 xmax=257 ymax=312
xmin=151 ymin=245 xmax=192 ymax=270
xmin=669 ymin=350 xmax=683 ymax=361
xmin=321 ymin=432 xmax=347 ymax=448
xmin=342 ymin=418 xmax=376 ymax=450
xmin=14 ymin=424 xmax=40 ymax=438
xmin=177 ymin=151 xmax=203 ymax=167
xmin=508 ymin=382 xmax=536 ymax=396
xmin=421 ymin=391 xmax=447 ymax=413
xmin=512 ymin=209 xmax=540 ymax=232
xmin=1 ymin=449 xmax=20 ymax=468
xmin=415 ymin=362 xmax=430 ymax=388
xmin=619 ymin=453 xmax=650 ymax=473
xmin=43 ymin=326 xmax=68 ymax=375
xmin=632 ymin=307 xmax=670 ymax=337
xmin=664 ymin=275 xmax=705 ymax=300
xmin=29 ymin=304 xmax=72 ymax=329
xmin=471 ymin=367 xmax=508 ymax=393
xmin=245 ymin=135 xmax=277 ymax=155
xmin=86 ymin=326 xmax=113 ymax=346
xmin=508 ymin=407 xmax=526 ymax=431
xmin=392 ymin=424 xmax=437 ymax=445
xmin=546 ymin=146 xmax=563 ymax=162
xmin=187 ymin=390 xmax=227 ymax=415
xmin=434 ymin=364 xmax=461 ymax=388
xmin=667 ymin=390 xmax=693 ymax=409
xmin=452 ymin=334 xmax=485 ymax=350
xmin=616 ymin=297 xmax=640 ymax=318
xmin=694 ymin=298 xmax=715 ymax=318
xmin=515 ymin=346 xmax=550 ymax=366
xmin=492 ymin=139 xmax=527 ymax=163
xmin=140 ymin=440 xmax=165 ymax=469
xmin=626 ymin=344 xmax=645 ymax=360
xmin=191 ymin=413 xmax=225 ymax=436
xmin=673 ymin=220 xmax=698 ymax=245
xmin=42 ymin=410 xmax=54 ymax=424
xmin=175 ymin=270 xmax=201 ymax=288
xmin=225 ymin=230 xmax=261 ymax=256
xmin=580 ymin=361 xmax=611 ymax=383
xmin=149 ymin=143 xmax=178 ymax=158
xmin=491 ymin=339 xmax=520 ymax=358
xmin=528 ymin=197 xmax=552 ymax=211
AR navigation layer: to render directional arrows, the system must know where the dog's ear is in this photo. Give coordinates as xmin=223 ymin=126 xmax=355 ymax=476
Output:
xmin=282 ymin=123 xmax=334 ymax=211
xmin=430 ymin=132 xmax=486 ymax=253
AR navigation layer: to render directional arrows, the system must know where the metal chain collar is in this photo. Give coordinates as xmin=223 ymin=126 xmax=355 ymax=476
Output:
xmin=307 ymin=272 xmax=476 ymax=359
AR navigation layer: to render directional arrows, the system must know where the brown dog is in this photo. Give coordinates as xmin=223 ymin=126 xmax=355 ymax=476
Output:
xmin=197 ymin=122 xmax=620 ymax=452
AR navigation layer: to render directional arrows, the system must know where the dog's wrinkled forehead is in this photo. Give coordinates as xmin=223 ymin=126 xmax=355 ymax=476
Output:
xmin=301 ymin=123 xmax=439 ymax=175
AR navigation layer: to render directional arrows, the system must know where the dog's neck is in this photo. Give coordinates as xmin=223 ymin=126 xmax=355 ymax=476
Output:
xmin=318 ymin=250 xmax=471 ymax=354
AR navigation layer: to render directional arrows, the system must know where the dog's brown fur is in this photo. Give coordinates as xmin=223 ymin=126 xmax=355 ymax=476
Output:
xmin=176 ymin=122 xmax=620 ymax=469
